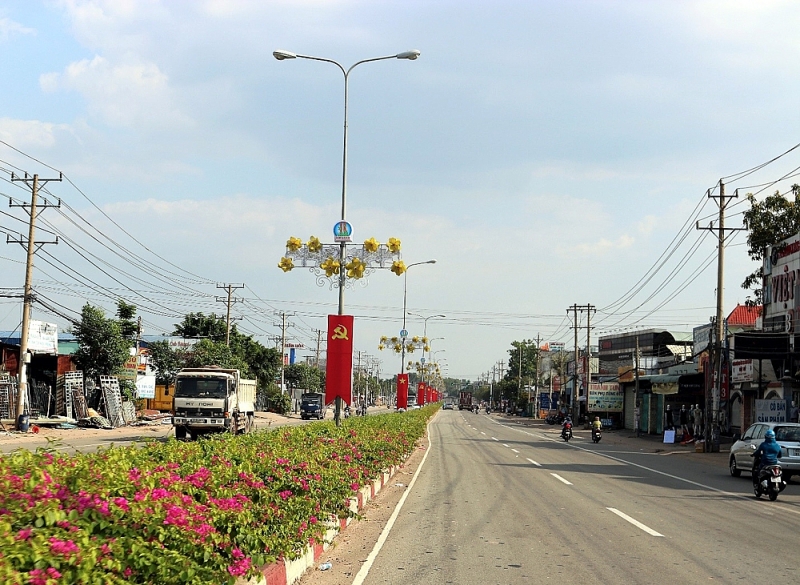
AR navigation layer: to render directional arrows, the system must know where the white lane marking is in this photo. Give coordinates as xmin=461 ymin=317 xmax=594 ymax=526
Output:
xmin=607 ymin=507 xmax=663 ymax=537
xmin=551 ymin=473 xmax=573 ymax=485
xmin=526 ymin=458 xmax=541 ymax=467
xmin=502 ymin=443 xmax=509 ymax=447
xmin=491 ymin=437 xmax=498 ymax=441
xmin=352 ymin=418 xmax=435 ymax=585
xmin=481 ymin=432 xmax=486 ymax=435
xmin=511 ymin=448 xmax=519 ymax=453
xmin=493 ymin=421 xmax=800 ymax=518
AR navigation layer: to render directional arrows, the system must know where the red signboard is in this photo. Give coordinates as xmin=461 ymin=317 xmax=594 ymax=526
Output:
xmin=417 ymin=382 xmax=425 ymax=406
xmin=325 ymin=315 xmax=354 ymax=405
xmin=396 ymin=374 xmax=409 ymax=409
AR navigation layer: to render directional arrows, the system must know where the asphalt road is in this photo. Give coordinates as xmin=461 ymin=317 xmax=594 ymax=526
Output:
xmin=357 ymin=410 xmax=800 ymax=584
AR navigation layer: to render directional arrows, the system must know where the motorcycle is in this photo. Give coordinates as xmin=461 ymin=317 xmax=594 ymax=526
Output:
xmin=343 ymin=406 xmax=351 ymax=419
xmin=751 ymin=458 xmax=786 ymax=501
xmin=561 ymin=421 xmax=573 ymax=442
xmin=486 ymin=406 xmax=491 ymax=414
xmin=592 ymin=427 xmax=602 ymax=443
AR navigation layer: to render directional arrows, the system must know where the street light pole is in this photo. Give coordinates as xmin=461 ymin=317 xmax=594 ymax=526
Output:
xmin=274 ymin=48 xmax=420 ymax=424
xmin=408 ymin=313 xmax=445 ymax=396
xmin=401 ymin=260 xmax=436 ymax=374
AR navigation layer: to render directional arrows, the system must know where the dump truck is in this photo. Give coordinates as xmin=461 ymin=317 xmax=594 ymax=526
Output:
xmin=459 ymin=391 xmax=473 ymax=411
xmin=172 ymin=367 xmax=257 ymax=440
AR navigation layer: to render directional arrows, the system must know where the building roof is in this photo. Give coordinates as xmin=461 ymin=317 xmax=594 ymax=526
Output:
xmin=727 ymin=304 xmax=762 ymax=327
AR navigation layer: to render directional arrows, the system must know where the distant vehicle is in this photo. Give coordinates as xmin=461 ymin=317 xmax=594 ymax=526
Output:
xmin=172 ymin=367 xmax=256 ymax=440
xmin=459 ymin=391 xmax=473 ymax=411
xmin=729 ymin=422 xmax=800 ymax=481
xmin=442 ymin=403 xmax=454 ymax=410
xmin=300 ymin=393 xmax=326 ymax=420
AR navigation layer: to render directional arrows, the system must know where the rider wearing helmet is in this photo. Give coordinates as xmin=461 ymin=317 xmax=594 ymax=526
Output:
xmin=753 ymin=429 xmax=782 ymax=481
xmin=591 ymin=416 xmax=602 ymax=439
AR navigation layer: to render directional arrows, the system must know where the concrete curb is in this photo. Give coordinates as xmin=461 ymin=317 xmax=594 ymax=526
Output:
xmin=239 ymin=461 xmax=404 ymax=585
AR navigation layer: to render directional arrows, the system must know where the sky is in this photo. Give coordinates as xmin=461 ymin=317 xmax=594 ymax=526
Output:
xmin=2 ymin=0 xmax=800 ymax=381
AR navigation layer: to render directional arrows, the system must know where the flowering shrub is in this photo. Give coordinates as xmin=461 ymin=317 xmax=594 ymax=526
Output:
xmin=0 ymin=405 xmax=437 ymax=584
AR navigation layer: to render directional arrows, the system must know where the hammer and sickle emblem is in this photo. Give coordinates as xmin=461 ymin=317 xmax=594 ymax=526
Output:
xmin=332 ymin=325 xmax=349 ymax=341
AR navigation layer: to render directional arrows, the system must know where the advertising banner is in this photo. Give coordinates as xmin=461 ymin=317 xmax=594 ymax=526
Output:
xmin=417 ymin=382 xmax=425 ymax=406
xmin=27 ymin=320 xmax=58 ymax=354
xmin=587 ymin=382 xmax=623 ymax=412
xmin=755 ymin=399 xmax=790 ymax=423
xmin=731 ymin=359 xmax=753 ymax=383
xmin=396 ymin=374 xmax=409 ymax=409
xmin=325 ymin=315 xmax=354 ymax=405
xmin=135 ymin=375 xmax=156 ymax=399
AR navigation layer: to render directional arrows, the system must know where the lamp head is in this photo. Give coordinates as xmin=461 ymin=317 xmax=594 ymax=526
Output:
xmin=396 ymin=49 xmax=421 ymax=60
xmin=273 ymin=50 xmax=297 ymax=60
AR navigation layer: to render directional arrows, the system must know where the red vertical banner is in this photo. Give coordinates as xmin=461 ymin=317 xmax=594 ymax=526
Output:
xmin=396 ymin=374 xmax=409 ymax=409
xmin=417 ymin=382 xmax=425 ymax=406
xmin=325 ymin=315 xmax=354 ymax=406
xmin=427 ymin=385 xmax=432 ymax=403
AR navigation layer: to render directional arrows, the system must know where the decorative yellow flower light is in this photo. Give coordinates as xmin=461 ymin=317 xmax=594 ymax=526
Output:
xmin=320 ymin=257 xmax=340 ymax=277
xmin=380 ymin=336 xmax=388 ymax=343
xmin=278 ymin=257 xmax=295 ymax=272
xmin=423 ymin=345 xmax=430 ymax=352
xmin=387 ymin=237 xmax=401 ymax=253
xmin=390 ymin=337 xmax=398 ymax=343
xmin=394 ymin=343 xmax=403 ymax=353
xmin=406 ymin=344 xmax=415 ymax=353
xmin=287 ymin=236 xmax=303 ymax=251
xmin=307 ymin=236 xmax=322 ymax=252
xmin=422 ymin=336 xmax=429 ymax=344
xmin=412 ymin=336 xmax=420 ymax=343
xmin=363 ymin=237 xmax=380 ymax=253
xmin=346 ymin=257 xmax=366 ymax=279
xmin=390 ymin=260 xmax=406 ymax=276
xmin=378 ymin=344 xmax=385 ymax=351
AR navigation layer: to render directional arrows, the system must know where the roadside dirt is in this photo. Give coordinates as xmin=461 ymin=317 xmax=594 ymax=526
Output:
xmin=298 ymin=437 xmax=429 ymax=585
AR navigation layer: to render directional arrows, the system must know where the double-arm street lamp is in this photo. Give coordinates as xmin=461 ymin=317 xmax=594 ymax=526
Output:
xmin=274 ymin=48 xmax=420 ymax=423
xmin=400 ymin=260 xmax=436 ymax=373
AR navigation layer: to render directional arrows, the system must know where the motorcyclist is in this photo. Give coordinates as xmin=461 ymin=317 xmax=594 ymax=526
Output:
xmin=591 ymin=416 xmax=602 ymax=439
xmin=561 ymin=416 xmax=573 ymax=439
xmin=752 ymin=429 xmax=781 ymax=483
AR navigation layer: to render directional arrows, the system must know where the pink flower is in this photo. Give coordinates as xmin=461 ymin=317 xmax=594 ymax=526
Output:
xmin=49 ymin=537 xmax=79 ymax=557
xmin=113 ymin=497 xmax=129 ymax=512
xmin=123 ymin=567 xmax=132 ymax=577
xmin=279 ymin=490 xmax=292 ymax=500
xmin=128 ymin=468 xmax=142 ymax=482
xmin=350 ymin=482 xmax=360 ymax=491
xmin=15 ymin=528 xmax=32 ymax=541
xmin=309 ymin=516 xmax=318 ymax=525
xmin=151 ymin=488 xmax=169 ymax=500
xmin=227 ymin=555 xmax=252 ymax=577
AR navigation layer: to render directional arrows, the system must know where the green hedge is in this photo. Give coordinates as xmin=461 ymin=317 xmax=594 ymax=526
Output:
xmin=0 ymin=405 xmax=438 ymax=584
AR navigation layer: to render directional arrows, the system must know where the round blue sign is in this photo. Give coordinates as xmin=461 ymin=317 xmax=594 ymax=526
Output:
xmin=400 ymin=329 xmax=408 ymax=338
xmin=333 ymin=221 xmax=353 ymax=242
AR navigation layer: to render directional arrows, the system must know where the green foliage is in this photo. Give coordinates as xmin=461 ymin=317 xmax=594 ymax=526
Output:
xmin=147 ymin=340 xmax=186 ymax=387
xmin=71 ymin=304 xmax=131 ymax=381
xmin=233 ymin=336 xmax=281 ymax=386
xmin=742 ymin=185 xmax=800 ymax=304
xmin=116 ymin=300 xmax=139 ymax=340
xmin=173 ymin=312 xmax=229 ymax=343
xmin=0 ymin=407 xmax=437 ymax=584
xmin=285 ymin=363 xmax=324 ymax=393
xmin=185 ymin=339 xmax=250 ymax=374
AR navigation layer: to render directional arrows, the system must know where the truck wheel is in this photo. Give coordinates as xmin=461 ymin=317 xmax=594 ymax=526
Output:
xmin=175 ymin=426 xmax=186 ymax=441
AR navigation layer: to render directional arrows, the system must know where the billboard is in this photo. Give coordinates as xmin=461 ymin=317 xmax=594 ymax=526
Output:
xmin=27 ymin=320 xmax=58 ymax=354
xmin=587 ymin=382 xmax=623 ymax=412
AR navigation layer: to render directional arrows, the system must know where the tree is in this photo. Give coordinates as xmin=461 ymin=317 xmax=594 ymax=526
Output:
xmin=185 ymin=339 xmax=250 ymax=374
xmin=147 ymin=340 xmax=186 ymax=387
xmin=504 ymin=339 xmax=539 ymax=406
xmin=71 ymin=304 xmax=130 ymax=381
xmin=231 ymin=335 xmax=281 ymax=387
xmin=116 ymin=300 xmax=139 ymax=341
xmin=285 ymin=363 xmax=324 ymax=394
xmin=742 ymin=185 xmax=800 ymax=304
xmin=173 ymin=312 xmax=230 ymax=342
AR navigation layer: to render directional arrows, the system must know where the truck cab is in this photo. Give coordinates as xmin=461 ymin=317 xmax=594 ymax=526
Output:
xmin=300 ymin=393 xmax=326 ymax=420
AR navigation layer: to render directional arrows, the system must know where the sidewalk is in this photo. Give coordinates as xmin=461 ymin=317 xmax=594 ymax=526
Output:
xmin=497 ymin=415 xmax=732 ymax=467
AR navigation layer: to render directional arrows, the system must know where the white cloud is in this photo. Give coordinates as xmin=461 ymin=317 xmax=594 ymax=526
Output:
xmin=0 ymin=118 xmax=70 ymax=149
xmin=0 ymin=16 xmax=34 ymax=42
xmin=39 ymin=55 xmax=193 ymax=131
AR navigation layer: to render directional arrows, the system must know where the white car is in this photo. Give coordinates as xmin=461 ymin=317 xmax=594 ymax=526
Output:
xmin=729 ymin=422 xmax=800 ymax=481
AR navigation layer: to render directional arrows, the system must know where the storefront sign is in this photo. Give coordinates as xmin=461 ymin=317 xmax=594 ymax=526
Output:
xmin=731 ymin=359 xmax=753 ymax=383
xmin=755 ymin=399 xmax=790 ymax=423
xmin=27 ymin=320 xmax=58 ymax=354
xmin=587 ymin=382 xmax=623 ymax=412
xmin=135 ymin=375 xmax=156 ymax=399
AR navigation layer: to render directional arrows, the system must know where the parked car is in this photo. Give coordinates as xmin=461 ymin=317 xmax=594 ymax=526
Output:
xmin=729 ymin=422 xmax=800 ymax=481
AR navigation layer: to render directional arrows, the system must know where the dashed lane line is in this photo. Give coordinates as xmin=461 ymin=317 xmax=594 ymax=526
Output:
xmin=526 ymin=458 xmax=541 ymax=467
xmin=607 ymin=507 xmax=663 ymax=537
xmin=511 ymin=448 xmax=519 ymax=453
xmin=551 ymin=473 xmax=573 ymax=485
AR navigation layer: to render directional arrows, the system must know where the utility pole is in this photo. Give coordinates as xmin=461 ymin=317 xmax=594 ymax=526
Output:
xmin=274 ymin=312 xmax=295 ymax=397
xmin=8 ymin=172 xmax=61 ymax=429
xmin=534 ymin=333 xmax=541 ymax=417
xmin=696 ymin=180 xmax=745 ymax=452
xmin=314 ymin=329 xmax=323 ymax=369
xmin=634 ymin=334 xmax=641 ymax=437
xmin=567 ymin=304 xmax=595 ymax=421
xmin=569 ymin=304 xmax=579 ymax=419
xmin=215 ymin=283 xmax=244 ymax=346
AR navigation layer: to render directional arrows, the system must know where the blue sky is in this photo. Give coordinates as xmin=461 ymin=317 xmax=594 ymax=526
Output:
xmin=1 ymin=1 xmax=800 ymax=380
